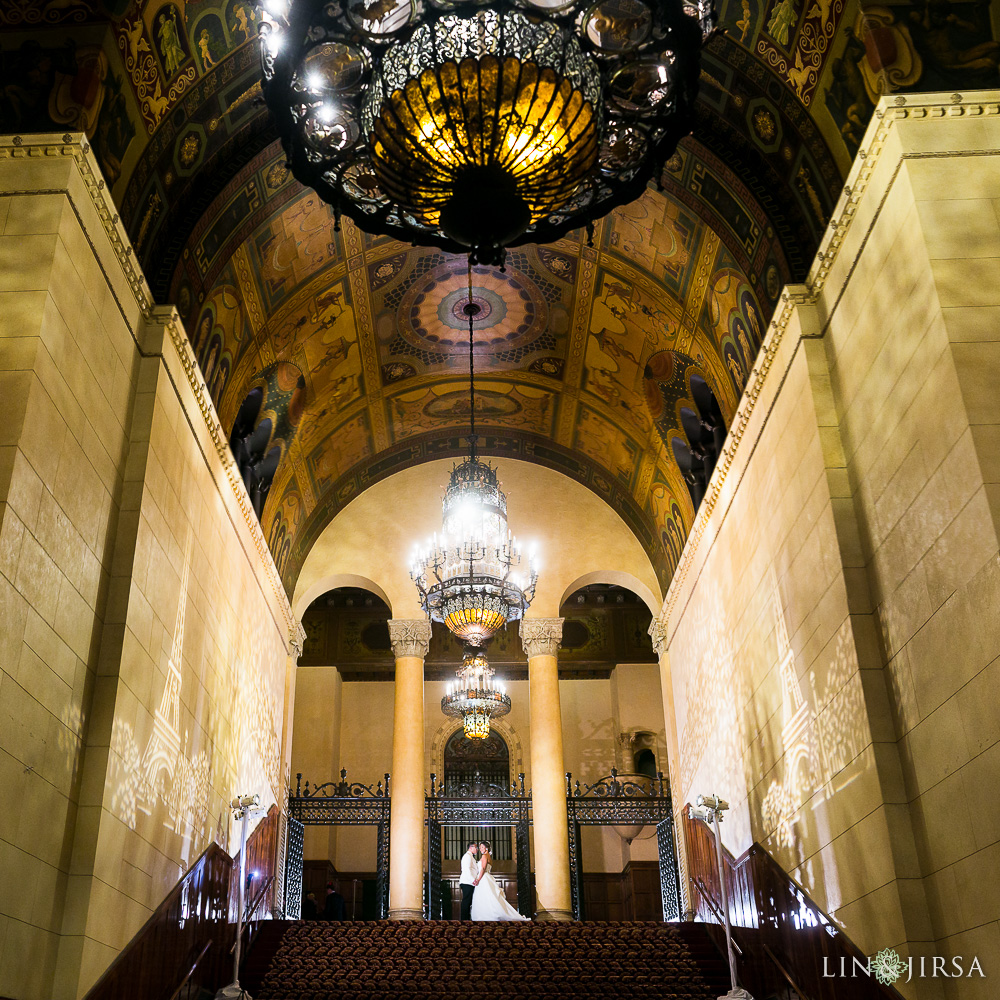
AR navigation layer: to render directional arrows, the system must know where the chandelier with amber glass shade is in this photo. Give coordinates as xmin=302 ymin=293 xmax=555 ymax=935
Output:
xmin=442 ymin=647 xmax=511 ymax=739
xmin=257 ymin=0 xmax=712 ymax=265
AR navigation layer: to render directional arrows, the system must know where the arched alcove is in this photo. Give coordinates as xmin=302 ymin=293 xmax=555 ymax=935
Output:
xmin=293 ymin=458 xmax=661 ymax=621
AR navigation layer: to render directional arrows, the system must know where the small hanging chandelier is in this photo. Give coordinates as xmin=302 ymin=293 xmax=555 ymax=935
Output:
xmin=411 ymin=269 xmax=538 ymax=646
xmin=256 ymin=0 xmax=712 ymax=266
xmin=442 ymin=647 xmax=511 ymax=739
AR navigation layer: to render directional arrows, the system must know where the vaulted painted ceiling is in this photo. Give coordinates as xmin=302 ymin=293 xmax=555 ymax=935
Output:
xmin=4 ymin=0 xmax=995 ymax=599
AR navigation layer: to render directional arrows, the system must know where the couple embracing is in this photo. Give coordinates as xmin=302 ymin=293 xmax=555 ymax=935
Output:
xmin=459 ymin=841 xmax=530 ymax=922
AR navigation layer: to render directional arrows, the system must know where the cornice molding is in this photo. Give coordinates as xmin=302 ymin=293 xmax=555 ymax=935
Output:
xmin=0 ymin=132 xmax=301 ymax=654
xmin=649 ymin=90 xmax=1000 ymax=644
xmin=0 ymin=133 xmax=154 ymax=319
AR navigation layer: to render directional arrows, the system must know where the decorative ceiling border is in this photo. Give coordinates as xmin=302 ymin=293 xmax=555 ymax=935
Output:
xmin=0 ymin=131 xmax=303 ymax=655
xmin=650 ymin=90 xmax=1000 ymax=643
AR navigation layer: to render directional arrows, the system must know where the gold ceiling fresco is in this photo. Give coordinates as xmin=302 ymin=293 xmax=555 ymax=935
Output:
xmin=4 ymin=0 xmax=997 ymax=599
xmin=168 ymin=136 xmax=792 ymax=595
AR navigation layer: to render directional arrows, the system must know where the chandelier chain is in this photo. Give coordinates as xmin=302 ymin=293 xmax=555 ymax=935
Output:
xmin=466 ymin=261 xmax=477 ymax=462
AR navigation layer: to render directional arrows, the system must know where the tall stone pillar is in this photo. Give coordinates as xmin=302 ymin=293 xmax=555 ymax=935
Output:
xmin=650 ymin=618 xmax=693 ymax=919
xmin=521 ymin=617 xmax=573 ymax=921
xmin=387 ymin=618 xmax=432 ymax=920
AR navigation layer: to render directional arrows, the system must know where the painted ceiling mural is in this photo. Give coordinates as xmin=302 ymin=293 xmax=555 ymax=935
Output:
xmin=166 ymin=135 xmax=789 ymax=594
xmin=3 ymin=0 xmax=999 ymax=599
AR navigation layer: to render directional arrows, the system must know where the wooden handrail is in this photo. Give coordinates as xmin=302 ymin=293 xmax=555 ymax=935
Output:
xmin=84 ymin=843 xmax=232 ymax=1000
xmin=84 ymin=805 xmax=282 ymax=1000
xmin=683 ymin=810 xmax=906 ymax=1000
xmin=762 ymin=943 xmax=809 ymax=1000
xmin=166 ymin=940 xmax=213 ymax=1000
xmin=231 ymin=875 xmax=276 ymax=955
xmin=690 ymin=877 xmax=742 ymax=956
xmin=245 ymin=875 xmax=276 ymax=923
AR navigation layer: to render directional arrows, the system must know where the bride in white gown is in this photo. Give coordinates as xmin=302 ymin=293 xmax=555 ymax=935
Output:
xmin=470 ymin=841 xmax=530 ymax=921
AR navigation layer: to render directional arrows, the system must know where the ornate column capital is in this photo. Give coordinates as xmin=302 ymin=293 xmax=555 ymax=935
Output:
xmin=289 ymin=620 xmax=308 ymax=659
xmin=520 ymin=618 xmax=564 ymax=659
xmin=388 ymin=618 xmax=432 ymax=659
xmin=648 ymin=617 xmax=669 ymax=660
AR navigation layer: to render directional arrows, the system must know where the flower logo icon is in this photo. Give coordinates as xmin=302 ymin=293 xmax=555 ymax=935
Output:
xmin=872 ymin=948 xmax=908 ymax=985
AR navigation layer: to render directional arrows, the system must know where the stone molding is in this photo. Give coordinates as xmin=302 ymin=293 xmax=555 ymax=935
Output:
xmin=0 ymin=132 xmax=302 ymax=654
xmin=647 ymin=90 xmax=1000 ymax=645
xmin=520 ymin=618 xmax=565 ymax=659
xmin=648 ymin=618 xmax=669 ymax=660
xmin=289 ymin=621 xmax=308 ymax=659
xmin=388 ymin=619 xmax=433 ymax=659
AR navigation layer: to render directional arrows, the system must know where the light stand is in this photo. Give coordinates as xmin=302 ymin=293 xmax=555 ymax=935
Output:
xmin=689 ymin=794 xmax=754 ymax=1000
xmin=215 ymin=793 xmax=262 ymax=1000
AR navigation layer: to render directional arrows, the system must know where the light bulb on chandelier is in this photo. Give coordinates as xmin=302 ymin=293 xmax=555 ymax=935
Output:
xmin=441 ymin=647 xmax=511 ymax=741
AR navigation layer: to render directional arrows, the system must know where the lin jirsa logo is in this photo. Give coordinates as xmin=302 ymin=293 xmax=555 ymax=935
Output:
xmin=823 ymin=947 xmax=985 ymax=983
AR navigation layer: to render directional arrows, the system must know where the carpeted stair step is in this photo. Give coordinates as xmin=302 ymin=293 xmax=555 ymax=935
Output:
xmin=247 ymin=920 xmax=731 ymax=999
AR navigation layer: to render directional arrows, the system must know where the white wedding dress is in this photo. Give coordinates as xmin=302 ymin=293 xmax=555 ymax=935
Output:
xmin=470 ymin=863 xmax=530 ymax=921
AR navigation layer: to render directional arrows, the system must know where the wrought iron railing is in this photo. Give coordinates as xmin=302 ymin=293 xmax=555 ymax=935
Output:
xmin=288 ymin=769 xmax=391 ymax=919
xmin=442 ymin=767 xmax=514 ymax=860
xmin=565 ymin=768 xmax=679 ymax=921
xmin=426 ymin=771 xmax=532 ymax=919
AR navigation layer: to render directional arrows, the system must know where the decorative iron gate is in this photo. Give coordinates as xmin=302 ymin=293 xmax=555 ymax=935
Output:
xmin=287 ymin=769 xmax=391 ymax=919
xmin=425 ymin=772 xmax=532 ymax=919
xmin=565 ymin=769 xmax=681 ymax=921
xmin=284 ymin=815 xmax=304 ymax=920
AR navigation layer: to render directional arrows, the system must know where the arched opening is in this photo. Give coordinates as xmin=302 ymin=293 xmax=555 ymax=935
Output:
xmin=634 ymin=748 xmax=656 ymax=779
xmin=251 ymin=444 xmax=281 ymax=520
xmin=672 ymin=436 xmax=704 ymax=511
xmin=297 ymin=586 xmax=392 ymax=668
xmin=689 ymin=374 xmax=727 ymax=479
xmin=229 ymin=387 xmax=280 ymax=521
xmin=442 ymin=728 xmax=512 ymax=862
xmin=627 ymin=731 xmax=659 ymax=779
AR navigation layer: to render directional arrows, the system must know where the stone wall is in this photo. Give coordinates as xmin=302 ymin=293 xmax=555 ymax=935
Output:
xmin=655 ymin=94 xmax=1000 ymax=997
xmin=0 ymin=137 xmax=298 ymax=1000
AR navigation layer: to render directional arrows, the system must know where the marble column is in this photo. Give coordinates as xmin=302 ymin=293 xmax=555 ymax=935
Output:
xmin=521 ymin=617 xmax=573 ymax=921
xmin=650 ymin=617 xmax=693 ymax=919
xmin=387 ymin=618 xmax=432 ymax=920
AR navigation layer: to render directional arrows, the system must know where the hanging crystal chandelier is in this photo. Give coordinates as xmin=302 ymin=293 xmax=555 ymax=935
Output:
xmin=411 ymin=271 xmax=538 ymax=645
xmin=256 ymin=0 xmax=712 ymax=266
xmin=442 ymin=647 xmax=511 ymax=739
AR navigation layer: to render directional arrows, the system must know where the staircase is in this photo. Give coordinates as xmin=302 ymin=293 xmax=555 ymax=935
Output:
xmin=245 ymin=921 xmax=730 ymax=999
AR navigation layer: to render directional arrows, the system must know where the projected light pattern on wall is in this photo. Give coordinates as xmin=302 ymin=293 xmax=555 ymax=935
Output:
xmin=105 ymin=529 xmax=286 ymax=863
xmin=675 ymin=566 xmax=870 ymax=915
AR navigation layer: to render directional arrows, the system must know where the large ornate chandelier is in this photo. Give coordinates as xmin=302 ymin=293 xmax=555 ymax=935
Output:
xmin=442 ymin=647 xmax=511 ymax=739
xmin=410 ymin=276 xmax=538 ymax=646
xmin=257 ymin=0 xmax=711 ymax=265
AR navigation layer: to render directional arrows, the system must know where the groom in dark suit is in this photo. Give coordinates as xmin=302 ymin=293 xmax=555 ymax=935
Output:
xmin=459 ymin=842 xmax=479 ymax=920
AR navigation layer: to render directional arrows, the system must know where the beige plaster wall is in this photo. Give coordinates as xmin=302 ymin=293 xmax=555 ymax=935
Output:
xmin=0 ymin=138 xmax=296 ymax=999
xmin=291 ymin=667 xmax=343 ymax=865
xmin=657 ymin=95 xmax=1000 ymax=997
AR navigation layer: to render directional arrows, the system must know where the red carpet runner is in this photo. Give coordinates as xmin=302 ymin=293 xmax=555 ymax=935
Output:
xmin=249 ymin=920 xmax=728 ymax=999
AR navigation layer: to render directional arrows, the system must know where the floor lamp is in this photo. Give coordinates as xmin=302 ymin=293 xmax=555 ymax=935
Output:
xmin=216 ymin=792 xmax=261 ymax=1000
